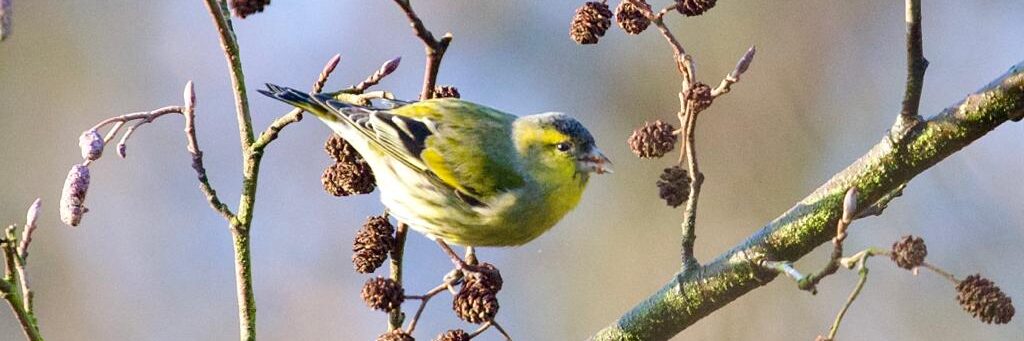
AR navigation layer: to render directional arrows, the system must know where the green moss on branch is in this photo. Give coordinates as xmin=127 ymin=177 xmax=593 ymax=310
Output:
xmin=590 ymin=61 xmax=1024 ymax=341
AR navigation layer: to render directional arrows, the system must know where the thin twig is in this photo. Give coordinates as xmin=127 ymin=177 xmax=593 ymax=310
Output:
xmin=826 ymin=257 xmax=870 ymax=340
xmin=626 ymin=0 xmax=755 ymax=269
xmin=792 ymin=188 xmax=859 ymax=294
xmin=490 ymin=320 xmax=513 ymax=340
xmin=899 ymin=0 xmax=928 ymax=120
xmin=181 ymin=81 xmax=236 ymax=223
xmin=252 ymin=54 xmax=343 ymax=151
xmin=468 ymin=321 xmax=493 ymax=338
xmin=628 ymin=0 xmax=692 ymax=83
xmin=88 ymin=106 xmax=184 ymax=134
xmin=711 ymin=46 xmax=757 ymax=97
xmin=678 ymin=103 xmax=702 ymax=268
xmin=203 ymin=0 xmax=254 ymax=149
xmin=763 ymin=261 xmax=807 ymax=283
xmin=353 ymin=57 xmax=402 ymax=93
xmin=392 ymin=0 xmax=452 ymax=99
xmin=1 ymin=226 xmax=43 ymax=341
xmin=12 ymin=199 xmax=41 ymax=315
xmin=404 ymin=279 xmax=458 ymax=333
xmin=920 ymin=262 xmax=959 ymax=285
xmin=16 ymin=198 xmax=41 ymax=260
xmin=101 ymin=121 xmax=126 ymax=144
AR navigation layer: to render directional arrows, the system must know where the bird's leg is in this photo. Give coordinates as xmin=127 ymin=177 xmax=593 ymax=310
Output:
xmin=436 ymin=240 xmax=486 ymax=274
xmin=436 ymin=239 xmax=471 ymax=269
xmin=465 ymin=246 xmax=478 ymax=266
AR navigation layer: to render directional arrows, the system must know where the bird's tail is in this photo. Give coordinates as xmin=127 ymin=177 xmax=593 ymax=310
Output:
xmin=257 ymin=83 xmax=343 ymax=124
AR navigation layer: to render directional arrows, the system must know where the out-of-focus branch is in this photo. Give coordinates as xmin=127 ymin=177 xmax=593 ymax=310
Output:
xmin=392 ymin=0 xmax=452 ymax=99
xmin=252 ymin=54 xmax=342 ymax=151
xmin=590 ymin=61 xmax=1024 ymax=341
xmin=0 ymin=0 xmax=11 ymax=41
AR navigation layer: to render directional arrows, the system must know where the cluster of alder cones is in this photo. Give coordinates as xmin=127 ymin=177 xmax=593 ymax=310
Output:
xmin=570 ymin=0 xmax=717 ymax=44
xmin=355 ymin=216 xmax=505 ymax=341
xmin=888 ymin=235 xmax=1014 ymax=325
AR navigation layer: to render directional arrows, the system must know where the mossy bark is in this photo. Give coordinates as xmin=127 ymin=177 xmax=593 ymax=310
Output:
xmin=591 ymin=61 xmax=1024 ymax=341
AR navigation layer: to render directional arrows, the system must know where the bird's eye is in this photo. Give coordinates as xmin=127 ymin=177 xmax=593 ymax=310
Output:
xmin=555 ymin=142 xmax=572 ymax=152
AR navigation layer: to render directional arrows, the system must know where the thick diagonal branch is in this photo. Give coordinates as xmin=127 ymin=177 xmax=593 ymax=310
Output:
xmin=590 ymin=61 xmax=1024 ymax=341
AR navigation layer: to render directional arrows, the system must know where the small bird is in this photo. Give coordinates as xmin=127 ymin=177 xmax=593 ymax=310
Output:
xmin=259 ymin=84 xmax=610 ymax=248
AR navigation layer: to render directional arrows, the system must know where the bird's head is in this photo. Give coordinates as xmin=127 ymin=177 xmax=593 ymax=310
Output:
xmin=513 ymin=112 xmax=612 ymax=181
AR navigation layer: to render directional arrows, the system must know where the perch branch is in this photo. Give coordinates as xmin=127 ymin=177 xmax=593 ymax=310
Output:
xmin=589 ymin=60 xmax=1024 ymax=341
xmin=388 ymin=223 xmax=409 ymax=331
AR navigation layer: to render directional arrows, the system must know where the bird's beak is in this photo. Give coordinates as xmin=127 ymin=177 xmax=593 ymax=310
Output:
xmin=578 ymin=148 xmax=613 ymax=174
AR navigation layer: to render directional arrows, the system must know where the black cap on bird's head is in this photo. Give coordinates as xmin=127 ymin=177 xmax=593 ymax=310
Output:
xmin=523 ymin=112 xmax=612 ymax=174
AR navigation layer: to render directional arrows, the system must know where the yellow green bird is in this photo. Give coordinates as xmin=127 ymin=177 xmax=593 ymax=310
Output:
xmin=259 ymin=84 xmax=611 ymax=247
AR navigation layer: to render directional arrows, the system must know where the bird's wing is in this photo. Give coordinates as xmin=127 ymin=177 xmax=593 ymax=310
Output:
xmin=311 ymin=94 xmax=527 ymax=205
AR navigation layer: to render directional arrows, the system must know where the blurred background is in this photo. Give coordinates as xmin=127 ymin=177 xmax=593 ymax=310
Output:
xmin=1 ymin=1 xmax=1023 ymax=340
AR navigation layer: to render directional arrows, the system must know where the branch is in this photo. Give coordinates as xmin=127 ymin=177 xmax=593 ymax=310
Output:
xmin=900 ymin=0 xmax=928 ymax=120
xmin=826 ymin=255 xmax=871 ymax=340
xmin=181 ymin=81 xmax=237 ymax=223
xmin=388 ymin=223 xmax=409 ymax=330
xmin=1 ymin=226 xmax=42 ymax=341
xmin=201 ymin=1 xmax=258 ymax=340
xmin=589 ymin=61 xmax=1024 ymax=341
xmin=392 ymin=0 xmax=452 ymax=99
xmin=203 ymin=0 xmax=254 ymax=149
xmin=628 ymin=0 xmax=693 ymax=83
